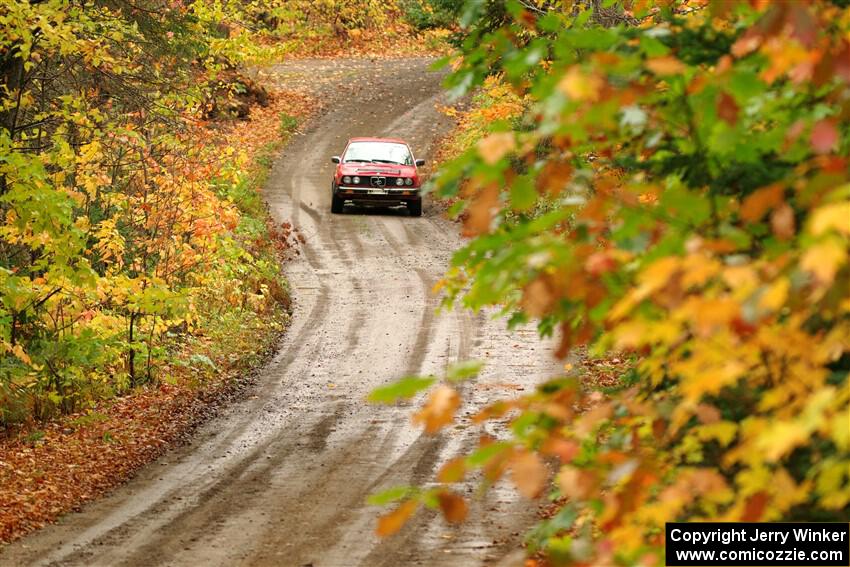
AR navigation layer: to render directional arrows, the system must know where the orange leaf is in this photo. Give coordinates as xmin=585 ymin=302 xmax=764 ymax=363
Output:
xmin=510 ymin=451 xmax=548 ymax=498
xmin=477 ymin=132 xmax=515 ymax=165
xmin=742 ymin=491 xmax=769 ymax=522
xmin=520 ymin=276 xmax=556 ymax=317
xmin=740 ymin=184 xmax=784 ymax=222
xmin=557 ymin=466 xmax=597 ymax=501
xmin=437 ymin=457 xmax=467 ymax=483
xmin=646 ymin=56 xmax=686 ymax=75
xmin=437 ymin=491 xmax=468 ymax=524
xmin=537 ymin=160 xmax=573 ymax=196
xmin=376 ymin=499 xmax=418 ymax=537
xmin=541 ymin=437 xmax=580 ymax=463
xmin=717 ymin=91 xmax=739 ymax=126
xmin=463 ymin=184 xmax=500 ymax=237
xmin=413 ymin=385 xmax=460 ymax=434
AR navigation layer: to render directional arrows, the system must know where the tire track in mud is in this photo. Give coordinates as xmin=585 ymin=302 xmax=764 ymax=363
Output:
xmin=1 ymin=57 xmax=561 ymax=567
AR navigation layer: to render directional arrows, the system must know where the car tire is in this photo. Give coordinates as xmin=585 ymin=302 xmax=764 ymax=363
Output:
xmin=408 ymin=199 xmax=422 ymax=217
xmin=331 ymin=193 xmax=344 ymax=214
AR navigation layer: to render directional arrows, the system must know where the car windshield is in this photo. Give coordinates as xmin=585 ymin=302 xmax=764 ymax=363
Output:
xmin=343 ymin=141 xmax=412 ymax=165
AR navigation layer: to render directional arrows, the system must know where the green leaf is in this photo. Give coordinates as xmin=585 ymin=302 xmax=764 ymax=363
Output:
xmin=368 ymin=376 xmax=436 ymax=404
xmin=510 ymin=174 xmax=537 ymax=211
xmin=446 ymin=360 xmax=484 ymax=382
xmin=367 ymin=485 xmax=416 ymax=506
xmin=466 ymin=441 xmax=512 ymax=467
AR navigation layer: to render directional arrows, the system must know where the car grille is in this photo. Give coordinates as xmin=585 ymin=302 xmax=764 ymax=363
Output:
xmin=370 ymin=176 xmax=387 ymax=188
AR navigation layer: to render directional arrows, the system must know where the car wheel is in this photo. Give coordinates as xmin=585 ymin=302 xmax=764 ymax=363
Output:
xmin=408 ymin=199 xmax=422 ymax=217
xmin=331 ymin=193 xmax=344 ymax=214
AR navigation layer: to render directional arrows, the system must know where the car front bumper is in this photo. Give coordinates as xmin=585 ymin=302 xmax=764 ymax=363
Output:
xmin=336 ymin=186 xmax=420 ymax=205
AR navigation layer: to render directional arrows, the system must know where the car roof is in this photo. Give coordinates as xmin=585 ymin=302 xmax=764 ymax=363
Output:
xmin=347 ymin=137 xmax=409 ymax=145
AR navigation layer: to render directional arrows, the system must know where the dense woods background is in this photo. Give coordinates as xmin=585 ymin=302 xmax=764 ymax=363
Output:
xmin=0 ymin=0 xmax=444 ymax=427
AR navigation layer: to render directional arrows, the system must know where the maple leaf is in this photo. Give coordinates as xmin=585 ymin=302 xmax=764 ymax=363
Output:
xmin=412 ymin=385 xmax=460 ymax=434
xmin=376 ymin=499 xmax=418 ymax=537
xmin=808 ymin=202 xmax=850 ymax=236
xmin=462 ymin=184 xmax=500 ymax=237
xmin=556 ymin=466 xmax=597 ymax=501
xmin=509 ymin=450 xmax=548 ymax=498
xmin=742 ymin=491 xmax=769 ymax=521
xmin=717 ymin=91 xmax=739 ymax=125
xmin=740 ymin=184 xmax=784 ymax=222
xmin=810 ymin=119 xmax=838 ymax=154
xmin=436 ymin=490 xmax=468 ymax=524
xmin=520 ymin=276 xmax=556 ymax=317
xmin=437 ymin=457 xmax=466 ymax=483
xmin=585 ymin=252 xmax=616 ymax=276
xmin=477 ymin=132 xmax=515 ymax=165
xmin=541 ymin=437 xmax=580 ymax=463
xmin=800 ymin=238 xmax=846 ymax=284
xmin=770 ymin=203 xmax=795 ymax=240
xmin=645 ymin=56 xmax=686 ymax=75
xmin=558 ymin=66 xmax=603 ymax=101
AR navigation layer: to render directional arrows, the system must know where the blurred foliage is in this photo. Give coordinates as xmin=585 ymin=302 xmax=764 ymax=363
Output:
xmin=374 ymin=0 xmax=850 ymax=564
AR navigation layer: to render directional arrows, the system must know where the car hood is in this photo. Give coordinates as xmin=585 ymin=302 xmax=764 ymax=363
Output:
xmin=338 ymin=163 xmax=416 ymax=176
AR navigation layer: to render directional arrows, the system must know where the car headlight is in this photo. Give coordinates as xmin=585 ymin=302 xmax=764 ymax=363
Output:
xmin=395 ymin=177 xmax=404 ymax=186
xmin=405 ymin=178 xmax=413 ymax=186
xmin=353 ymin=176 xmax=360 ymax=184
xmin=343 ymin=176 xmax=351 ymax=184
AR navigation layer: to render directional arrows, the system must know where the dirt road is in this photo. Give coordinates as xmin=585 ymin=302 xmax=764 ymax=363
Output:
xmin=2 ymin=58 xmax=561 ymax=567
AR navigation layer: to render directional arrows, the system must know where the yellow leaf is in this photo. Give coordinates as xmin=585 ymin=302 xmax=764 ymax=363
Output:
xmin=437 ymin=457 xmax=467 ymax=483
xmin=681 ymin=253 xmax=721 ymax=288
xmin=557 ymin=66 xmax=603 ymax=101
xmin=637 ymin=256 xmax=680 ymax=298
xmin=758 ymin=277 xmax=789 ymax=312
xmin=610 ymin=257 xmax=680 ymax=321
xmin=809 ymin=201 xmax=850 ymax=236
xmin=756 ymin=421 xmax=808 ymax=462
xmin=695 ymin=421 xmax=738 ymax=446
xmin=12 ymin=344 xmax=32 ymax=365
xmin=801 ymin=238 xmax=847 ymax=284
xmin=679 ymin=297 xmax=740 ymax=337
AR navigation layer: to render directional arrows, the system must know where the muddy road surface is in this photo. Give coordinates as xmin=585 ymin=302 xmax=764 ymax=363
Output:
xmin=3 ymin=58 xmax=561 ymax=567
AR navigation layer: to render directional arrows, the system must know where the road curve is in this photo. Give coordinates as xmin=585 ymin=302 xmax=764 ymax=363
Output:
xmin=2 ymin=58 xmax=561 ymax=567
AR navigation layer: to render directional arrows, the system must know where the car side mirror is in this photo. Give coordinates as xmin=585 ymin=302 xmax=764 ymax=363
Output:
xmin=415 ymin=159 xmax=425 ymax=166
xmin=331 ymin=156 xmax=341 ymax=164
